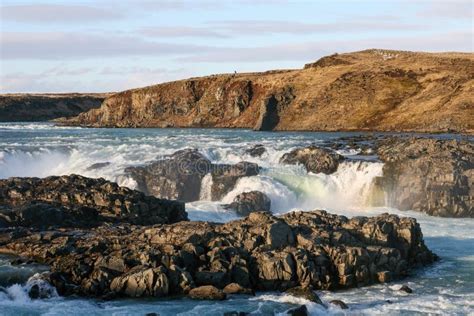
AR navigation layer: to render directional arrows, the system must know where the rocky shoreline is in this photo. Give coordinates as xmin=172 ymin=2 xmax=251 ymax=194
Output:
xmin=0 ymin=176 xmax=436 ymax=302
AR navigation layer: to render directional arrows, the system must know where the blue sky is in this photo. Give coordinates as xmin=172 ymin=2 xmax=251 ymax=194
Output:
xmin=0 ymin=0 xmax=472 ymax=93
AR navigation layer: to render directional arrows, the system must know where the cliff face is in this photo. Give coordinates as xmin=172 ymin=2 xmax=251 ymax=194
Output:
xmin=60 ymin=50 xmax=474 ymax=133
xmin=0 ymin=93 xmax=109 ymax=122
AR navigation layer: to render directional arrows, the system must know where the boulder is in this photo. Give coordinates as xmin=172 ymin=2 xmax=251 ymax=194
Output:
xmin=125 ymin=149 xmax=212 ymax=202
xmin=374 ymin=138 xmax=474 ymax=217
xmin=210 ymin=162 xmax=259 ymax=201
xmin=330 ymin=300 xmax=348 ymax=309
xmin=280 ymin=146 xmax=344 ymax=174
xmin=125 ymin=149 xmax=259 ymax=202
xmin=286 ymin=286 xmax=323 ymax=305
xmin=399 ymin=285 xmax=413 ymax=293
xmin=0 ymin=175 xmax=187 ymax=227
xmin=223 ymin=283 xmax=254 ymax=295
xmin=224 ymin=191 xmax=271 ymax=216
xmin=287 ymin=305 xmax=308 ymax=316
xmin=188 ymin=285 xmax=226 ymax=300
xmin=245 ymin=144 xmax=266 ymax=157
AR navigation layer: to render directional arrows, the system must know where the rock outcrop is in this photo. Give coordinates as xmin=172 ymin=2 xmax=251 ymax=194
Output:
xmin=224 ymin=191 xmax=271 ymax=216
xmin=0 ymin=93 xmax=109 ymax=122
xmin=280 ymin=146 xmax=344 ymax=174
xmin=125 ymin=149 xmax=259 ymax=202
xmin=0 ymin=210 xmax=436 ymax=299
xmin=58 ymin=50 xmax=474 ymax=134
xmin=245 ymin=144 xmax=266 ymax=157
xmin=373 ymin=138 xmax=473 ymax=217
xmin=0 ymin=175 xmax=187 ymax=227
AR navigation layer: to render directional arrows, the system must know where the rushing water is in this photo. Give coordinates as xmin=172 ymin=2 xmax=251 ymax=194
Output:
xmin=0 ymin=122 xmax=472 ymax=315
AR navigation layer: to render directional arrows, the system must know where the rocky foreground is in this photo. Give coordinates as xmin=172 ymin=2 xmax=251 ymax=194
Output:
xmin=0 ymin=93 xmax=110 ymax=122
xmin=57 ymin=49 xmax=474 ymax=133
xmin=0 ymin=175 xmax=436 ymax=302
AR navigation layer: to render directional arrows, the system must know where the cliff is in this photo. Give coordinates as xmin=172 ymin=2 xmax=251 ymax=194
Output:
xmin=59 ymin=49 xmax=474 ymax=133
xmin=0 ymin=93 xmax=110 ymax=122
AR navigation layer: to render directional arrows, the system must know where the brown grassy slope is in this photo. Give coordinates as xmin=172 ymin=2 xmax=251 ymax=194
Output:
xmin=59 ymin=49 xmax=474 ymax=133
xmin=0 ymin=93 xmax=112 ymax=122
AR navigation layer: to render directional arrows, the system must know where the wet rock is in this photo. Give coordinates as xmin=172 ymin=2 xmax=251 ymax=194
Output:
xmin=188 ymin=285 xmax=226 ymax=300
xmin=374 ymin=138 xmax=473 ymax=218
xmin=330 ymin=299 xmax=348 ymax=309
xmin=245 ymin=144 xmax=266 ymax=157
xmin=224 ymin=191 xmax=271 ymax=216
xmin=399 ymin=285 xmax=413 ymax=293
xmin=210 ymin=162 xmax=259 ymax=201
xmin=286 ymin=286 xmax=323 ymax=305
xmin=223 ymin=282 xmax=254 ymax=295
xmin=0 ymin=210 xmax=436 ymax=299
xmin=0 ymin=175 xmax=187 ymax=226
xmin=125 ymin=149 xmax=259 ymax=202
xmin=86 ymin=162 xmax=111 ymax=171
xmin=28 ymin=284 xmax=40 ymax=299
xmin=280 ymin=146 xmax=344 ymax=174
xmin=287 ymin=305 xmax=308 ymax=316
xmin=125 ymin=149 xmax=212 ymax=202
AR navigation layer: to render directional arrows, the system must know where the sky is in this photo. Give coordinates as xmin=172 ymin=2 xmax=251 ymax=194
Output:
xmin=0 ymin=0 xmax=472 ymax=93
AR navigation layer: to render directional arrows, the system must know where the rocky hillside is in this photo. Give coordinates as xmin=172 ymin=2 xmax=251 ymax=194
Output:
xmin=0 ymin=93 xmax=110 ymax=121
xmin=59 ymin=49 xmax=474 ymax=133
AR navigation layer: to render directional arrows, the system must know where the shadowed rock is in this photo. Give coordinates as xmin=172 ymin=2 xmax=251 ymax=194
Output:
xmin=224 ymin=191 xmax=271 ymax=216
xmin=373 ymin=137 xmax=474 ymax=217
xmin=280 ymin=146 xmax=344 ymax=174
xmin=245 ymin=144 xmax=266 ymax=157
xmin=0 ymin=175 xmax=187 ymax=227
xmin=125 ymin=149 xmax=259 ymax=202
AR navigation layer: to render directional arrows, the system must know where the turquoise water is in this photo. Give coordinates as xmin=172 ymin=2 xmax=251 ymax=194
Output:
xmin=0 ymin=122 xmax=472 ymax=315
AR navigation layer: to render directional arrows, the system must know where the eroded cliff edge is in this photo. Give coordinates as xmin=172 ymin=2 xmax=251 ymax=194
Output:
xmin=58 ymin=49 xmax=474 ymax=133
xmin=0 ymin=93 xmax=110 ymax=122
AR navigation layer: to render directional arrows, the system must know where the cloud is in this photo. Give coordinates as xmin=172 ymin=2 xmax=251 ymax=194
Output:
xmin=0 ymin=66 xmax=193 ymax=93
xmin=0 ymin=4 xmax=123 ymax=22
xmin=138 ymin=19 xmax=425 ymax=39
xmin=0 ymin=31 xmax=211 ymax=59
xmin=419 ymin=0 xmax=473 ymax=19
xmin=209 ymin=19 xmax=424 ymax=36
xmin=140 ymin=26 xmax=228 ymax=38
xmin=176 ymin=31 xmax=472 ymax=63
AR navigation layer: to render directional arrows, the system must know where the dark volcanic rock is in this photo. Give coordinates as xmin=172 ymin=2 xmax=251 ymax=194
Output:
xmin=86 ymin=162 xmax=111 ymax=171
xmin=126 ymin=149 xmax=259 ymax=202
xmin=329 ymin=300 xmax=348 ymax=309
xmin=0 ymin=210 xmax=436 ymax=299
xmin=125 ymin=149 xmax=212 ymax=202
xmin=374 ymin=138 xmax=474 ymax=217
xmin=0 ymin=175 xmax=187 ymax=227
xmin=224 ymin=191 xmax=271 ymax=216
xmin=287 ymin=305 xmax=308 ymax=316
xmin=280 ymin=146 xmax=344 ymax=174
xmin=245 ymin=144 xmax=266 ymax=157
xmin=210 ymin=162 xmax=259 ymax=201
xmin=286 ymin=286 xmax=323 ymax=305
xmin=399 ymin=285 xmax=413 ymax=293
